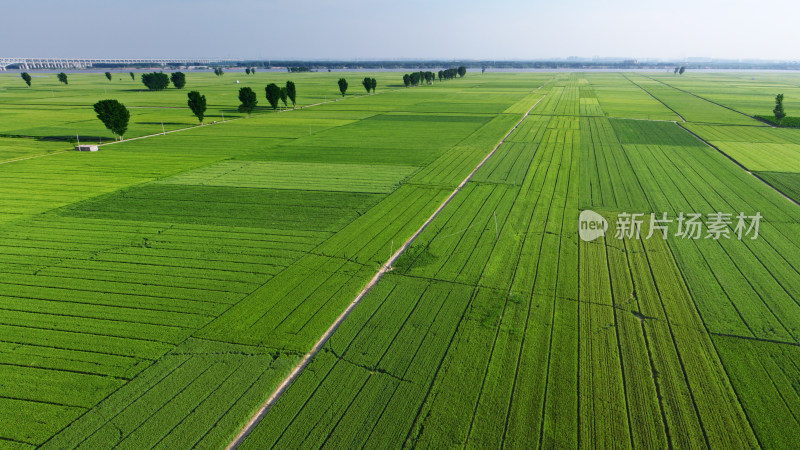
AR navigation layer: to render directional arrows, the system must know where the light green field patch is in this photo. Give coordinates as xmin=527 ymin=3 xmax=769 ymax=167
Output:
xmin=0 ymin=137 xmax=69 ymax=162
xmin=579 ymin=97 xmax=602 ymax=115
xmin=712 ymin=141 xmax=800 ymax=172
xmin=159 ymin=160 xmax=418 ymax=193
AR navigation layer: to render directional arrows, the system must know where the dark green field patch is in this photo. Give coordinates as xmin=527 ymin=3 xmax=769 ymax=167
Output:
xmin=57 ymin=184 xmax=384 ymax=232
xmin=240 ymin=145 xmax=444 ymax=166
xmin=610 ymin=118 xmax=705 ymax=146
xmin=758 ymin=171 xmax=800 ymax=203
xmin=368 ymin=113 xmax=492 ymax=123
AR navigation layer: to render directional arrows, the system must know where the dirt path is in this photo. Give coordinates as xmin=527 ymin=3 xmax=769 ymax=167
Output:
xmin=226 ymin=86 xmax=551 ymax=449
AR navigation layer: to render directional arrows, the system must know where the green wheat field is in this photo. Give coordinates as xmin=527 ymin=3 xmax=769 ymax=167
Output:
xmin=1 ymin=70 xmax=800 ymax=448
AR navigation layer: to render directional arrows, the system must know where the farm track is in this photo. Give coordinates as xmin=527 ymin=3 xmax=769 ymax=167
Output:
xmin=226 ymin=89 xmax=550 ymax=449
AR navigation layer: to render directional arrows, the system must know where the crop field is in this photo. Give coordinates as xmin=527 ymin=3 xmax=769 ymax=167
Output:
xmin=1 ymin=69 xmax=800 ymax=448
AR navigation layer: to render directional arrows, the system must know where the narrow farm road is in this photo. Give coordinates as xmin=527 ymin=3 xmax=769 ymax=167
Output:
xmin=227 ymin=86 xmax=551 ymax=449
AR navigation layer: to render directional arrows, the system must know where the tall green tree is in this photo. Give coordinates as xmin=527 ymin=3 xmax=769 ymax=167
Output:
xmin=238 ymin=87 xmax=258 ymax=115
xmin=362 ymin=77 xmax=372 ymax=93
xmin=130 ymin=72 xmax=136 ymax=80
xmin=265 ymin=83 xmax=281 ymax=110
xmin=21 ymin=72 xmax=31 ymax=87
xmin=170 ymin=72 xmax=186 ymax=89
xmin=679 ymin=66 xmax=686 ymax=75
xmin=245 ymin=68 xmax=251 ymax=75
xmin=774 ymin=93 xmax=786 ymax=122
xmin=279 ymin=87 xmax=288 ymax=107
xmin=370 ymin=78 xmax=377 ymax=93
xmin=338 ymin=78 xmax=348 ymax=96
xmin=285 ymin=81 xmax=297 ymax=106
xmin=141 ymin=72 xmax=170 ymax=90
xmin=57 ymin=72 xmax=68 ymax=85
xmin=93 ymin=99 xmax=130 ymax=140
xmin=403 ymin=74 xmax=411 ymax=87
xmin=457 ymin=66 xmax=467 ymax=77
xmin=187 ymin=91 xmax=207 ymax=123
xmin=105 ymin=72 xmax=112 ymax=81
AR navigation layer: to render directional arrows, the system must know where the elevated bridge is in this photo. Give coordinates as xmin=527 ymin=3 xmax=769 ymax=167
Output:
xmin=0 ymin=58 xmax=233 ymax=70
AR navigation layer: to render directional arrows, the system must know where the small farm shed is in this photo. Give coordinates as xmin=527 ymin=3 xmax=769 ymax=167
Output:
xmin=75 ymin=145 xmax=98 ymax=152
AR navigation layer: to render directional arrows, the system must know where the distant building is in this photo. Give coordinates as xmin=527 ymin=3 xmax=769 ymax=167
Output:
xmin=75 ymin=145 xmax=98 ymax=152
xmin=623 ymin=59 xmax=638 ymax=65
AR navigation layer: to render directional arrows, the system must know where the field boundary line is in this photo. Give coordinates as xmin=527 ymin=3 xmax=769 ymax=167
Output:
xmin=226 ymin=91 xmax=549 ymax=449
xmin=677 ymin=123 xmax=800 ymax=208
xmin=621 ymin=73 xmax=686 ymax=122
xmin=643 ymin=75 xmax=769 ymax=126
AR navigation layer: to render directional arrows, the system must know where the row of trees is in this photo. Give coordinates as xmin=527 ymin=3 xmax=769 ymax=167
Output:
xmin=673 ymin=66 xmax=686 ymax=75
xmin=90 ymin=88 xmax=208 ymax=140
xmin=213 ymin=67 xmax=225 ymax=76
xmin=403 ymin=72 xmax=433 ymax=87
xmin=402 ymin=66 xmax=466 ymax=87
xmin=140 ymin=72 xmax=186 ymax=90
xmin=38 ymin=71 xmax=183 ymax=88
xmin=245 ymin=67 xmax=257 ymax=75
xmin=237 ymin=81 xmax=298 ymax=114
xmin=362 ymin=77 xmax=377 ymax=94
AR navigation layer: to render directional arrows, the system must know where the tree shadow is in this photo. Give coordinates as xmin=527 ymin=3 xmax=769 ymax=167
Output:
xmin=0 ymin=134 xmax=110 ymax=142
xmin=135 ymin=122 xmax=192 ymax=126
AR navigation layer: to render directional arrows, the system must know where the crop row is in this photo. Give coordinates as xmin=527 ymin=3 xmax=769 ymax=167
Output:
xmin=159 ymin=160 xmax=419 ymax=194
xmin=583 ymin=116 xmax=800 ymax=443
xmin=42 ymin=339 xmax=299 ymax=449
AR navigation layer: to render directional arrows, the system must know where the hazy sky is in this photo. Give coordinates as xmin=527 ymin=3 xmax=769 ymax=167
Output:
xmin=2 ymin=0 xmax=799 ymax=60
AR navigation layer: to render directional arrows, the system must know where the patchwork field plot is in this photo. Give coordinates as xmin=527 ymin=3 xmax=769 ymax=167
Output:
xmin=159 ymin=160 xmax=418 ymax=194
xmin=2 ymin=70 xmax=800 ymax=448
